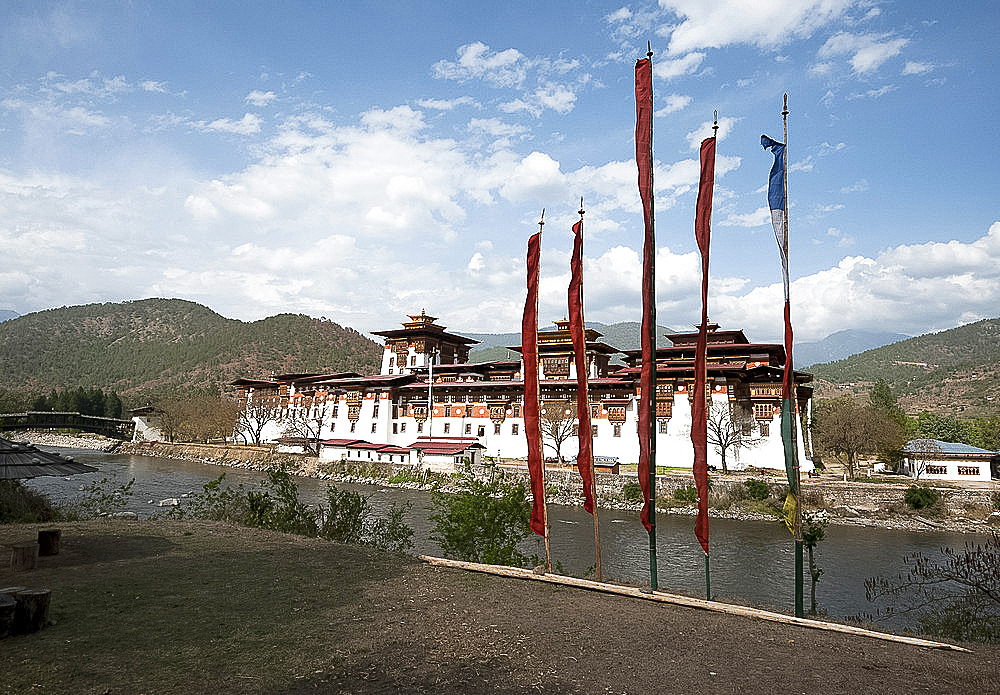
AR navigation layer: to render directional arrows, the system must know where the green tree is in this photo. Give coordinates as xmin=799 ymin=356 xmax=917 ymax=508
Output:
xmin=429 ymin=474 xmax=533 ymax=567
xmin=812 ymin=396 xmax=905 ymax=479
xmin=803 ymin=512 xmax=829 ymax=616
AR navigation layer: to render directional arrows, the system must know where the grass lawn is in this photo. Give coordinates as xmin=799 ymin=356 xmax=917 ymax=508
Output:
xmin=3 ymin=519 xmax=999 ymax=694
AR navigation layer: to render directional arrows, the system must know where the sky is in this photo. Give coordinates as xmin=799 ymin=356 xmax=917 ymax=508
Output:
xmin=1 ymin=0 xmax=998 ymax=345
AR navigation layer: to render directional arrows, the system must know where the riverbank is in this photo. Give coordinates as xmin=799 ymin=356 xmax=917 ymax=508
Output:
xmin=22 ymin=433 xmax=1000 ymax=535
xmin=2 ymin=519 xmax=996 ymax=694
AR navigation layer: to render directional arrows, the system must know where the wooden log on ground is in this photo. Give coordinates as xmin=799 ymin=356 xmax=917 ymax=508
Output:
xmin=8 ymin=541 xmax=38 ymax=572
xmin=0 ymin=594 xmax=16 ymax=639
xmin=418 ymin=554 xmax=972 ymax=653
xmin=13 ymin=589 xmax=51 ymax=635
xmin=37 ymin=529 xmax=61 ymax=556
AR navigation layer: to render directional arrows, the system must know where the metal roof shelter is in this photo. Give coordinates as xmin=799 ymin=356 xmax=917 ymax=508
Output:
xmin=0 ymin=436 xmax=98 ymax=479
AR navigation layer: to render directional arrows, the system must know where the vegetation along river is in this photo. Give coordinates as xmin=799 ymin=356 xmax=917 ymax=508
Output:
xmin=25 ymin=447 xmax=971 ymax=629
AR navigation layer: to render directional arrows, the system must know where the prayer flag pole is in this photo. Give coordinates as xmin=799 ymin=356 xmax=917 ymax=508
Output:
xmin=635 ymin=43 xmax=658 ymax=590
xmin=763 ymin=95 xmax=803 ymax=617
xmin=523 ymin=210 xmax=551 ymax=572
xmin=569 ymin=198 xmax=602 ymax=581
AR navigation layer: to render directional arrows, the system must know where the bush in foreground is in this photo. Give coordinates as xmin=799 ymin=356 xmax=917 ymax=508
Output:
xmin=169 ymin=468 xmax=413 ymax=552
xmin=429 ymin=473 xmax=533 ymax=567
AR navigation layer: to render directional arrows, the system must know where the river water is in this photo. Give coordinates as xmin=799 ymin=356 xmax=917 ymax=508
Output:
xmin=24 ymin=448 xmax=975 ymax=628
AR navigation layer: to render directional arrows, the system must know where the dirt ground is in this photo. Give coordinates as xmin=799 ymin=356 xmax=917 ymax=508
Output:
xmin=2 ymin=520 xmax=999 ymax=694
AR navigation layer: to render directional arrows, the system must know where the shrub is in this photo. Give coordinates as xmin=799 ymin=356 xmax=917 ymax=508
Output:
xmin=244 ymin=467 xmax=318 ymax=536
xmin=621 ymin=481 xmax=643 ymax=503
xmin=167 ymin=474 xmax=247 ymax=522
xmin=904 ymin=484 xmax=940 ymax=510
xmin=992 ymin=490 xmax=1000 ymax=511
xmin=319 ymin=486 xmax=413 ymax=552
xmin=0 ymin=480 xmax=62 ymax=523
xmin=866 ymin=532 xmax=1000 ymax=644
xmin=429 ymin=474 xmax=533 ymax=567
xmin=673 ymin=485 xmax=698 ymax=503
xmin=71 ymin=476 xmax=134 ymax=518
xmin=744 ymin=478 xmax=771 ymax=501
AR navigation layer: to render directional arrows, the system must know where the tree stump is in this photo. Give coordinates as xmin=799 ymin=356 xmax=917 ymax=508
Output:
xmin=9 ymin=541 xmax=39 ymax=572
xmin=0 ymin=594 xmax=16 ymax=639
xmin=37 ymin=529 xmax=61 ymax=556
xmin=13 ymin=589 xmax=51 ymax=634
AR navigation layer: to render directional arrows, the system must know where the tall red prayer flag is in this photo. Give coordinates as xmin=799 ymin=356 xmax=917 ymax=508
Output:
xmin=569 ymin=218 xmax=595 ymax=514
xmin=692 ymin=136 xmax=716 ymax=555
xmin=522 ymin=230 xmax=546 ymax=536
xmin=635 ymin=57 xmax=655 ymax=532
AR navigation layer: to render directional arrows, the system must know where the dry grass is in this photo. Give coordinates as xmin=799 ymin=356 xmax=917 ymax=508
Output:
xmin=3 ymin=519 xmax=1000 ymax=694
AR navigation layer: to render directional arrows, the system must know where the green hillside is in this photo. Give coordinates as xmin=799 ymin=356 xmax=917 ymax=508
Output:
xmin=0 ymin=299 xmax=381 ymax=405
xmin=808 ymin=317 xmax=1000 ymax=417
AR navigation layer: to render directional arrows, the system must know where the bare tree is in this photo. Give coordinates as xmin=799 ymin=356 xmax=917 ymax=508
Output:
xmin=865 ymin=532 xmax=1000 ymax=643
xmin=162 ymin=394 xmax=240 ymax=443
xmin=540 ymin=400 xmax=576 ymax=463
xmin=234 ymin=394 xmax=282 ymax=446
xmin=706 ymin=400 xmax=761 ymax=473
xmin=281 ymin=394 xmax=330 ymax=456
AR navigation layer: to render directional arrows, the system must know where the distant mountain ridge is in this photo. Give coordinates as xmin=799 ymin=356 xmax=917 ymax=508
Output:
xmin=809 ymin=317 xmax=1000 ymax=417
xmin=0 ymin=298 xmax=381 ymax=403
xmin=0 ymin=310 xmax=19 ymax=322
xmin=796 ymin=329 xmax=910 ymax=368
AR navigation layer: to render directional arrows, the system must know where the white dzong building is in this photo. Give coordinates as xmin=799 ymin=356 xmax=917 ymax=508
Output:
xmin=231 ymin=311 xmax=813 ymax=473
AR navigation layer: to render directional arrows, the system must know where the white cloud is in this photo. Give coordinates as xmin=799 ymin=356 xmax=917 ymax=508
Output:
xmin=417 ymin=97 xmax=476 ymax=111
xmin=715 ymin=222 xmax=1000 ymax=342
xmin=245 ymin=90 xmax=276 ymax=106
xmin=818 ymin=32 xmax=909 ymax=74
xmin=658 ymin=0 xmax=858 ymax=55
xmin=656 ymin=93 xmax=692 ymax=115
xmin=195 ymin=113 xmax=262 ymax=135
xmin=432 ymin=42 xmax=529 ymax=88
xmin=902 ymin=61 xmax=933 ymax=75
xmin=684 ymin=116 xmax=739 ymax=149
xmin=653 ymin=52 xmax=705 ymax=79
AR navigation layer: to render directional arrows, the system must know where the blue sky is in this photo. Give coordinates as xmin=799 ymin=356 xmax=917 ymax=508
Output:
xmin=1 ymin=0 xmax=998 ymax=343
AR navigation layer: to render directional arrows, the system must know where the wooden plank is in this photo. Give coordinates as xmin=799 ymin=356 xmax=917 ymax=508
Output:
xmin=418 ymin=555 xmax=972 ymax=653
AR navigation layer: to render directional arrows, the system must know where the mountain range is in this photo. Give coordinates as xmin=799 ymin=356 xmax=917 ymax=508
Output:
xmin=808 ymin=318 xmax=1000 ymax=417
xmin=0 ymin=299 xmax=380 ymax=405
xmin=2 ymin=298 xmax=996 ymax=417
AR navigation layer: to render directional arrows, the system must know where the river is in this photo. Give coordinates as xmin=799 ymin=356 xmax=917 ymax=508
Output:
xmin=23 ymin=447 xmax=973 ymax=628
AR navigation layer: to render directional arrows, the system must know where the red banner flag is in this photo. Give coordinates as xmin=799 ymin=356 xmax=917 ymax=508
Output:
xmin=635 ymin=57 xmax=655 ymax=532
xmin=522 ymin=230 xmax=545 ymax=536
xmin=692 ymin=136 xmax=715 ymax=555
xmin=569 ymin=218 xmax=595 ymax=514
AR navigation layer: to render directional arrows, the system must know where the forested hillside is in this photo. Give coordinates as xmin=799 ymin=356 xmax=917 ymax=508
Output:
xmin=808 ymin=317 xmax=1000 ymax=417
xmin=0 ymin=299 xmax=381 ymax=406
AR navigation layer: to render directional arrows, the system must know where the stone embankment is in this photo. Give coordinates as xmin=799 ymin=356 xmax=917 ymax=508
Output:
xmin=21 ymin=433 xmax=1000 ymax=535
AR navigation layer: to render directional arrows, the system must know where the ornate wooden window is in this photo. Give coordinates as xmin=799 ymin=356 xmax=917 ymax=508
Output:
xmin=753 ymin=403 xmax=774 ymax=420
xmin=543 ymin=357 xmax=569 ymax=377
xmin=926 ymin=464 xmax=947 ymax=475
xmin=655 ymin=400 xmax=672 ymax=418
xmin=958 ymin=466 xmax=980 ymax=476
xmin=607 ymin=405 xmax=627 ymax=424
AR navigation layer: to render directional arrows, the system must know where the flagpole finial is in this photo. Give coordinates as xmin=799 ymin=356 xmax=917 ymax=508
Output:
xmin=712 ymin=110 xmax=719 ymax=137
xmin=782 ymin=93 xmax=789 ymax=118
xmin=647 ymin=41 xmax=653 ymax=59
xmin=578 ymin=197 xmax=585 ymax=218
xmin=539 ymin=208 xmax=545 ymax=228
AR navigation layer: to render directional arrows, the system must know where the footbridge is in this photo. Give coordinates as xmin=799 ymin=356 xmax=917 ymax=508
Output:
xmin=0 ymin=411 xmax=135 ymax=440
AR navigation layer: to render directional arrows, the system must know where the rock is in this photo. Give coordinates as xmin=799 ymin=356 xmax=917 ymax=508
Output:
xmin=108 ymin=511 xmax=138 ymax=519
xmin=831 ymin=505 xmax=860 ymax=518
xmin=157 ymin=498 xmax=180 ymax=506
